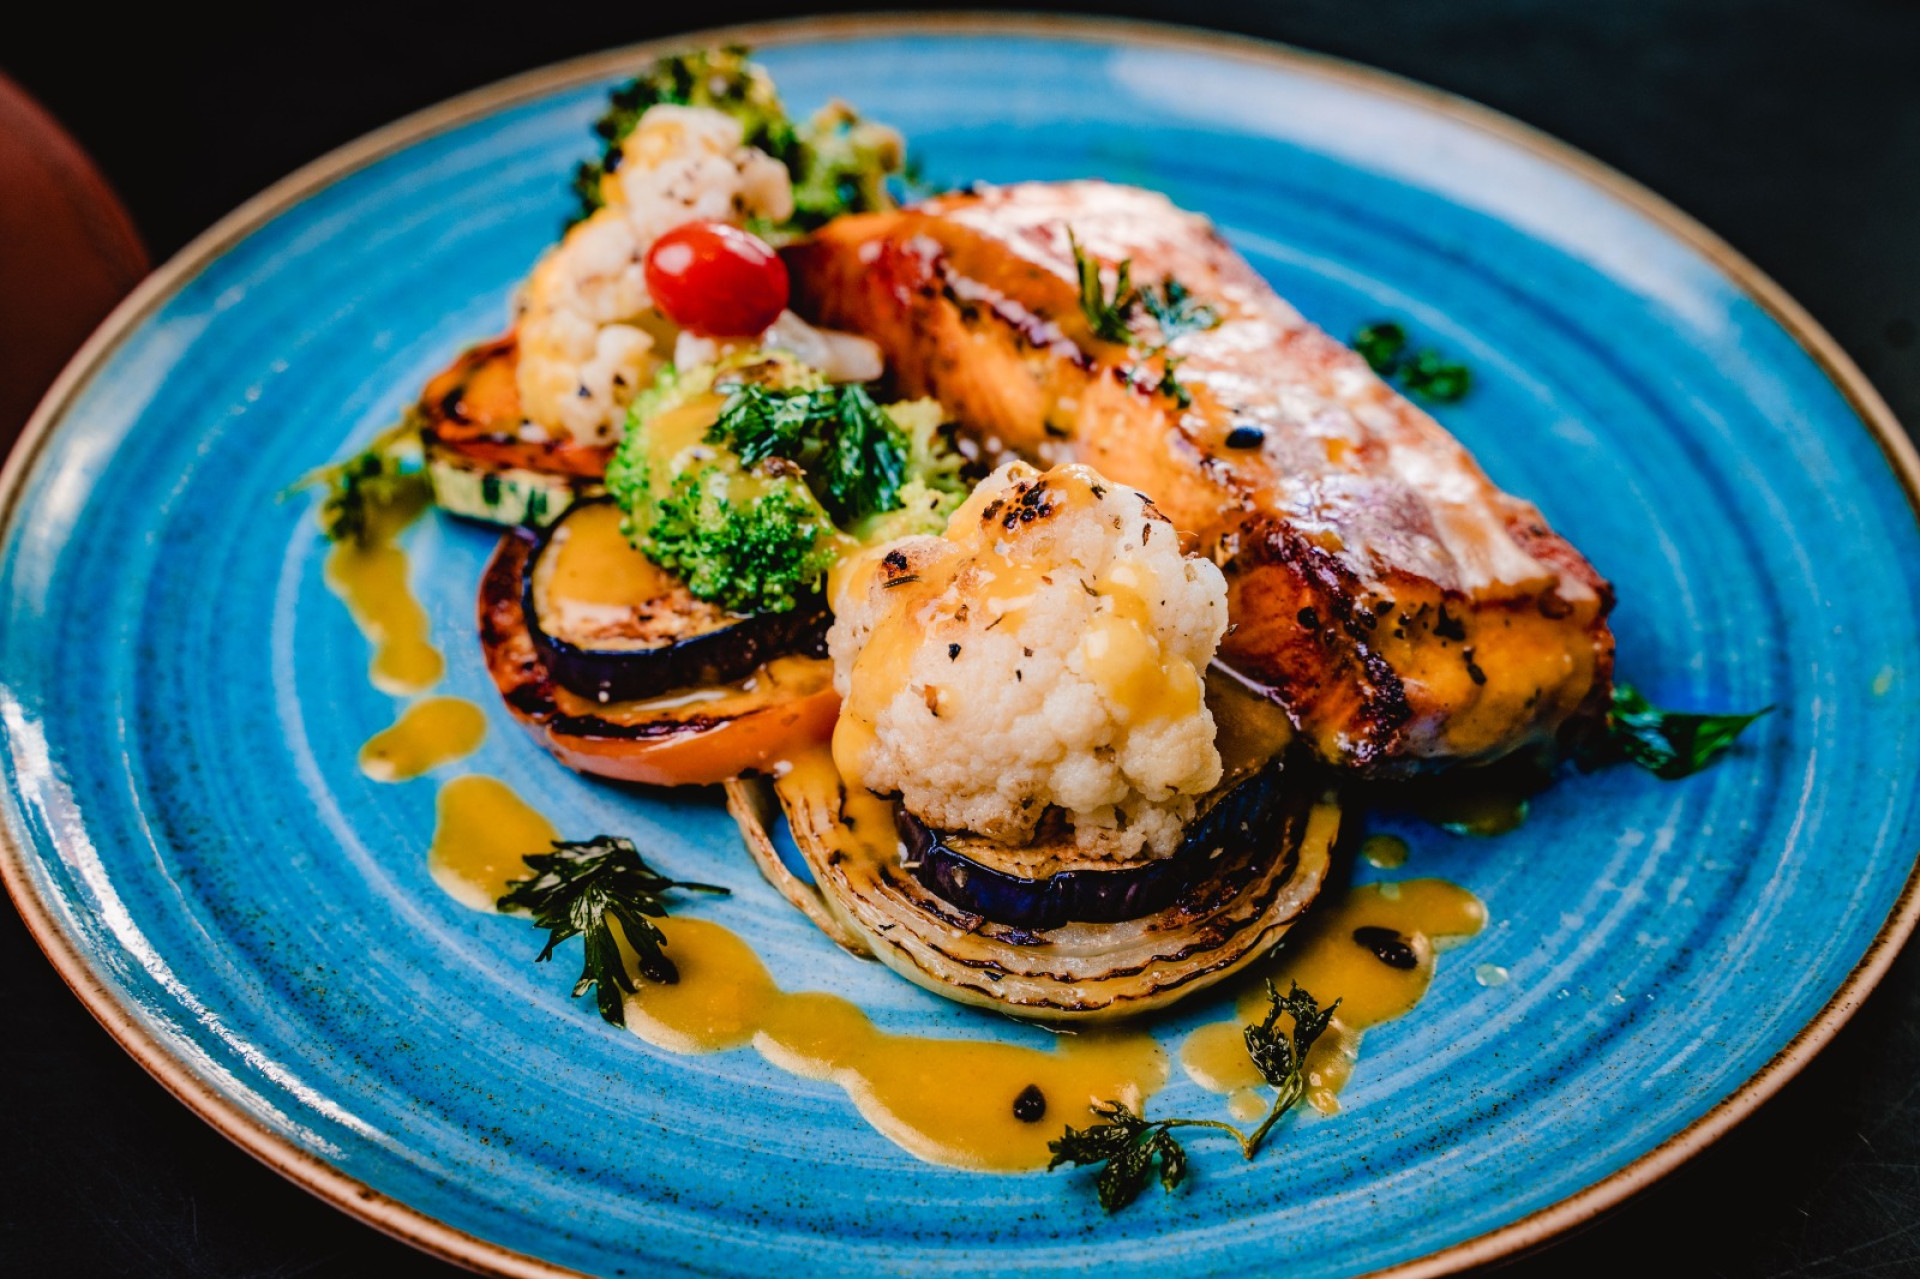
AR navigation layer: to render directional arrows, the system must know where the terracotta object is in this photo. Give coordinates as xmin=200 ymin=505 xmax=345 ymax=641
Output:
xmin=0 ymin=74 xmax=148 ymax=445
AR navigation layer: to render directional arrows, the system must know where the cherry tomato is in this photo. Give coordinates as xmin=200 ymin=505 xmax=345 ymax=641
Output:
xmin=644 ymin=220 xmax=790 ymax=337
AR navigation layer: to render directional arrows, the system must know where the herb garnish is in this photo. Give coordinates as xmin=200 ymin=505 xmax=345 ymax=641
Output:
xmin=1353 ymin=320 xmax=1473 ymax=404
xmin=1069 ymin=232 xmax=1221 ymax=353
xmin=1591 ymin=683 xmax=1772 ymax=780
xmin=498 ymin=836 xmax=729 ymax=1027
xmin=1048 ymin=982 xmax=1337 ymax=1211
xmin=1140 ymin=278 xmax=1219 ymax=344
xmin=1156 ymin=355 xmax=1194 ymax=409
xmin=707 ymin=382 xmax=911 ymax=525
xmin=283 ymin=419 xmax=425 ymax=547
xmin=1070 ymin=230 xmax=1139 ymax=344
xmin=1068 ymin=231 xmax=1221 ymax=407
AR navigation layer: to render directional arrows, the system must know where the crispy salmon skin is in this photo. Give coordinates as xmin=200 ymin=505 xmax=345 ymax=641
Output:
xmin=788 ymin=180 xmax=1614 ymax=771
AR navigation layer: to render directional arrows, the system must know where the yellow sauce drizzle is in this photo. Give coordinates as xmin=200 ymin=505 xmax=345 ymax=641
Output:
xmin=1179 ymin=878 xmax=1486 ymax=1115
xmin=428 ymin=775 xmax=560 ymax=910
xmin=540 ymin=501 xmax=675 ymax=602
xmin=322 ymin=481 xmax=444 ymax=694
xmin=622 ymin=915 xmax=1168 ymax=1170
xmin=359 ymin=697 xmax=487 ymax=782
xmin=426 ymin=766 xmax=1165 ymax=1171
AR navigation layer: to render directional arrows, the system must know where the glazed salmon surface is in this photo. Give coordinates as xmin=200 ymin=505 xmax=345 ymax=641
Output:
xmin=789 ymin=180 xmax=1614 ymax=771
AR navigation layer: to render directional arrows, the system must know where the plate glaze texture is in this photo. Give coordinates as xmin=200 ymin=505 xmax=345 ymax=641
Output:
xmin=3 ymin=18 xmax=1918 ymax=1279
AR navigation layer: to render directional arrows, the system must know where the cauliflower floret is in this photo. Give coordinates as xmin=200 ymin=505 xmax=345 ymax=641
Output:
xmin=829 ymin=461 xmax=1229 ymax=861
xmin=515 ymin=105 xmax=795 ymax=445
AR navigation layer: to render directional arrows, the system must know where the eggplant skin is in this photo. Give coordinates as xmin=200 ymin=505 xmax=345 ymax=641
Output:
xmin=524 ymin=498 xmax=829 ymax=705
xmin=898 ymin=765 xmax=1292 ymax=931
xmin=479 ymin=528 xmax=840 ymax=786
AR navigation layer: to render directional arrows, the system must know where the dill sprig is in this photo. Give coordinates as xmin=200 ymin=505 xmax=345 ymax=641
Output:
xmin=1070 ymin=229 xmax=1139 ymax=344
xmin=1069 ymin=231 xmax=1220 ymax=406
xmin=1140 ymin=277 xmax=1219 ymax=343
xmin=1048 ymin=982 xmax=1338 ymax=1211
xmin=498 ymin=836 xmax=729 ymax=1027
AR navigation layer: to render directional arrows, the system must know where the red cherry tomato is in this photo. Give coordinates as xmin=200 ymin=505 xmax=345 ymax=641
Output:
xmin=644 ymin=221 xmax=790 ymax=338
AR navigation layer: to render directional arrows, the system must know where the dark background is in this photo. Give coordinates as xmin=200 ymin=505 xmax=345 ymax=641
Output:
xmin=4 ymin=2 xmax=1918 ymax=1275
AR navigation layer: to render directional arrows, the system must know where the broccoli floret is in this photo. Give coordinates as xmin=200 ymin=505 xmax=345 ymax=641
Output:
xmin=606 ymin=357 xmax=966 ymax=616
xmin=643 ymin=465 xmax=838 ymax=616
xmin=851 ymin=476 xmax=962 ymax=545
xmin=786 ymin=102 xmax=906 ymax=231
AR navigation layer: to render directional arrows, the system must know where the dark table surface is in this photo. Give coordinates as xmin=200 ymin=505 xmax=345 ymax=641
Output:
xmin=4 ymin=2 xmax=1918 ymax=1275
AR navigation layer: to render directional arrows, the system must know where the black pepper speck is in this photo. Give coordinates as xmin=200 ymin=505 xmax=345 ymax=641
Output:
xmin=1354 ymin=925 xmax=1419 ymax=970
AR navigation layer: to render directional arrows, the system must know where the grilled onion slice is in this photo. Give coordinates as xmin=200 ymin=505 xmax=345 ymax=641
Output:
xmin=729 ymin=751 xmax=1337 ymax=1021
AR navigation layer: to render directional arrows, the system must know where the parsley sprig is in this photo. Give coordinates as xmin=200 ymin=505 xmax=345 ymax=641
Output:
xmin=1048 ymin=982 xmax=1338 ymax=1211
xmin=1068 ymin=231 xmax=1221 ymax=407
xmin=1591 ymin=683 xmax=1772 ymax=780
xmin=707 ymin=382 xmax=911 ymax=525
xmin=1353 ymin=321 xmax=1473 ymax=404
xmin=498 ymin=836 xmax=729 ymax=1027
xmin=283 ymin=419 xmax=425 ymax=547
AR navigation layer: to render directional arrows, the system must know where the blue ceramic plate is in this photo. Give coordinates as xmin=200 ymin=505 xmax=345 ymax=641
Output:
xmin=4 ymin=17 xmax=1917 ymax=1278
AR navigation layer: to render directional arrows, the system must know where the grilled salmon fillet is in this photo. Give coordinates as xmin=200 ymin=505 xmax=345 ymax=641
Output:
xmin=788 ymin=180 xmax=1614 ymax=772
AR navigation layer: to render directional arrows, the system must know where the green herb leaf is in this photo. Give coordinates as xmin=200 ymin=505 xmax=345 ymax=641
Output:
xmin=1069 ymin=230 xmax=1139 ymax=344
xmin=1245 ymin=980 xmax=1339 ymax=1108
xmin=1353 ymin=321 xmax=1409 ymax=377
xmin=498 ymin=836 xmax=728 ymax=1027
xmin=1157 ymin=355 xmax=1195 ymax=409
xmin=708 ymin=382 xmax=912 ymax=525
xmin=283 ymin=419 xmax=425 ymax=547
xmin=1049 ymin=1101 xmax=1190 ymax=1212
xmin=1352 ymin=319 xmax=1472 ymax=404
xmin=1069 ymin=231 xmax=1217 ymax=375
xmin=1048 ymin=983 xmax=1337 ymax=1212
xmin=1140 ymin=278 xmax=1219 ymax=343
xmin=1399 ymin=349 xmax=1473 ymax=403
xmin=1601 ymin=683 xmax=1771 ymax=780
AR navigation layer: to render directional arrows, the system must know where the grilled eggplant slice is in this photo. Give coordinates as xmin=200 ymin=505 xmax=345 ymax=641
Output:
xmin=418 ymin=335 xmax=609 ymax=526
xmin=481 ymin=526 xmax=839 ymax=786
xmin=897 ymin=764 xmax=1293 ymax=932
xmin=730 ymin=750 xmax=1336 ymax=1021
xmin=525 ymin=497 xmax=828 ymax=704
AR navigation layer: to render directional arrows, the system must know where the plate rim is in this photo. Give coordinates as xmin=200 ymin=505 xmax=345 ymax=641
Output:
xmin=2 ymin=13 xmax=1915 ymax=1278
